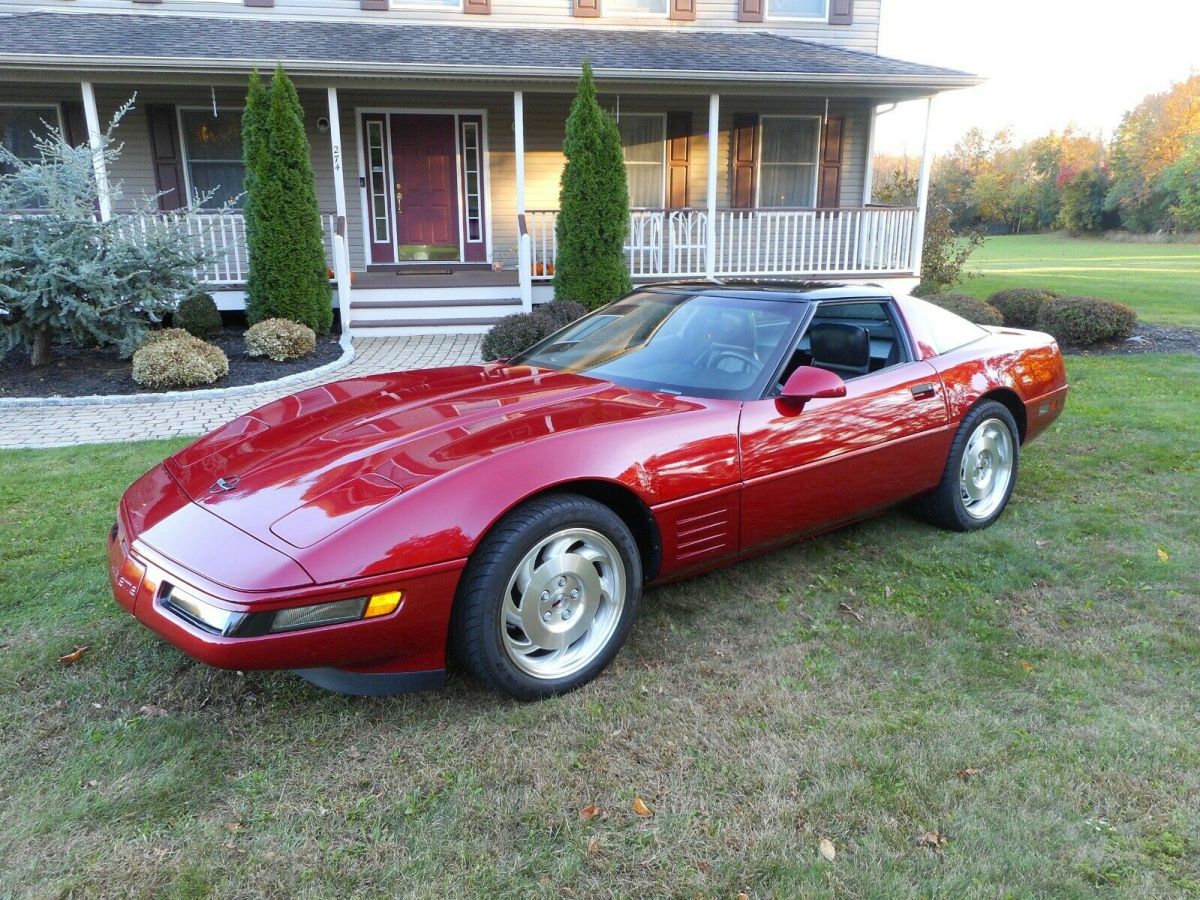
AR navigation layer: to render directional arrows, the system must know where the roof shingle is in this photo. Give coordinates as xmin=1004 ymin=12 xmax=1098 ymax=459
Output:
xmin=0 ymin=12 xmax=977 ymax=86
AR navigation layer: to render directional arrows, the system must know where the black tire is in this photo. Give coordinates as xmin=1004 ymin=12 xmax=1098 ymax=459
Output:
xmin=914 ymin=400 xmax=1020 ymax=532
xmin=450 ymin=493 xmax=642 ymax=701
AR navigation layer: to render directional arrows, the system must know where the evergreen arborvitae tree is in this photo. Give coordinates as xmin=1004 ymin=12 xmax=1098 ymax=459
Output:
xmin=241 ymin=68 xmax=269 ymax=317
xmin=247 ymin=65 xmax=332 ymax=332
xmin=553 ymin=60 xmax=632 ymax=308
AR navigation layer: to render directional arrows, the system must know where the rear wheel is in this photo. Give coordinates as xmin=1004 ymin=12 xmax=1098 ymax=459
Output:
xmin=451 ymin=494 xmax=642 ymax=700
xmin=915 ymin=400 xmax=1020 ymax=531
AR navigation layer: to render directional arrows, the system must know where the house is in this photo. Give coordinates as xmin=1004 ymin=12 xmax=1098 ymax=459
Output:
xmin=0 ymin=0 xmax=979 ymax=336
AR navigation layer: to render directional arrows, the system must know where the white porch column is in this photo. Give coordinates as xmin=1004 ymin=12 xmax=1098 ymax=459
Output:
xmin=514 ymin=89 xmax=532 ymax=309
xmin=910 ymin=96 xmax=935 ymax=277
xmin=326 ymin=87 xmax=353 ymax=344
xmin=861 ymin=103 xmax=878 ymax=206
xmin=80 ymin=81 xmax=111 ymax=222
xmin=705 ymin=92 xmax=719 ymax=279
xmin=513 ymin=90 xmax=526 ymax=216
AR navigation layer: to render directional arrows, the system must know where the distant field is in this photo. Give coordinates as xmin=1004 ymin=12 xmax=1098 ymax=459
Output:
xmin=960 ymin=233 xmax=1200 ymax=327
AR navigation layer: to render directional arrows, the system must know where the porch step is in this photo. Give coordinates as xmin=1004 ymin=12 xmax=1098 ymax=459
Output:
xmin=349 ymin=297 xmax=522 ymax=310
xmin=348 ymin=316 xmax=501 ymax=336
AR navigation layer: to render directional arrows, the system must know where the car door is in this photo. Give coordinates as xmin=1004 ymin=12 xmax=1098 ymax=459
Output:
xmin=738 ymin=299 xmax=953 ymax=553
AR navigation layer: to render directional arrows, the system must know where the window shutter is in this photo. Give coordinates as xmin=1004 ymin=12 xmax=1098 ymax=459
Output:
xmin=244 ymin=0 xmax=275 ymax=7
xmin=60 ymin=101 xmax=87 ymax=148
xmin=738 ymin=0 xmax=764 ymax=23
xmin=360 ymin=0 xmax=388 ymax=10
xmin=464 ymin=0 xmax=490 ymax=13
xmin=828 ymin=0 xmax=853 ymax=25
xmin=146 ymin=104 xmax=186 ymax=212
xmin=666 ymin=112 xmax=691 ymax=209
xmin=730 ymin=113 xmax=758 ymax=209
xmin=670 ymin=0 xmax=695 ymax=21
xmin=574 ymin=0 xmax=601 ymax=17
xmin=818 ymin=115 xmax=844 ymax=208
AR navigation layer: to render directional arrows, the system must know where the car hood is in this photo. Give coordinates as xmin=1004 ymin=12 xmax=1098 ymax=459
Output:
xmin=163 ymin=364 xmax=690 ymax=553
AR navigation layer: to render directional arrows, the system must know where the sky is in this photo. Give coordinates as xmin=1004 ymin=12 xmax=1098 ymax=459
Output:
xmin=872 ymin=0 xmax=1200 ymax=156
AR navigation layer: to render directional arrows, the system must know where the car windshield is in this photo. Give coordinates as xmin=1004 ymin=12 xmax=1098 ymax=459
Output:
xmin=510 ymin=290 xmax=805 ymax=400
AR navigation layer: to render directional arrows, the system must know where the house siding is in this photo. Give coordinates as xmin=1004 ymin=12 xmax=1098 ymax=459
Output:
xmin=0 ymin=1 xmax=880 ymax=52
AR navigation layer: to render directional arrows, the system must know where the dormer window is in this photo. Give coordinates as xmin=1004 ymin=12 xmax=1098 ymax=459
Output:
xmin=605 ymin=0 xmax=668 ymax=15
xmin=767 ymin=0 xmax=827 ymax=19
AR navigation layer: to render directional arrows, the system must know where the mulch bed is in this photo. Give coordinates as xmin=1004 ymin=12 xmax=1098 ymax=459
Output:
xmin=0 ymin=327 xmax=345 ymax=399
xmin=1064 ymin=322 xmax=1200 ymax=356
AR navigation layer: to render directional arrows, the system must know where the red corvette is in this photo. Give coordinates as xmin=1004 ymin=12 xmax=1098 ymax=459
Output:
xmin=109 ymin=283 xmax=1067 ymax=699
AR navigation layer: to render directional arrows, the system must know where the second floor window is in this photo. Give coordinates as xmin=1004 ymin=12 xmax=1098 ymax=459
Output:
xmin=758 ymin=116 xmax=821 ymax=208
xmin=618 ymin=113 xmax=666 ymax=209
xmin=605 ymin=0 xmax=668 ymax=14
xmin=180 ymin=107 xmax=245 ymax=209
xmin=767 ymin=0 xmax=827 ymax=19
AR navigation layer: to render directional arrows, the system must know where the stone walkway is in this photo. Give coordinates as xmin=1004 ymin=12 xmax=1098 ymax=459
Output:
xmin=0 ymin=334 xmax=482 ymax=450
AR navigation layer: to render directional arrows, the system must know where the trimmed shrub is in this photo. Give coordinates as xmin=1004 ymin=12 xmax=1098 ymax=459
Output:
xmin=988 ymin=288 xmax=1059 ymax=329
xmin=174 ymin=291 xmax=222 ymax=338
xmin=552 ymin=60 xmax=632 ymax=308
xmin=926 ymin=292 xmax=1004 ymax=326
xmin=1036 ymin=296 xmax=1137 ymax=346
xmin=244 ymin=317 xmax=317 ymax=361
xmin=137 ymin=327 xmax=195 ymax=349
xmin=481 ymin=301 xmax=589 ymax=362
xmin=132 ymin=333 xmax=229 ymax=388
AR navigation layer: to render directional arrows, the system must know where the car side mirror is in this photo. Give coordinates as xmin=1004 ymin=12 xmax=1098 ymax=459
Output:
xmin=779 ymin=365 xmax=847 ymax=406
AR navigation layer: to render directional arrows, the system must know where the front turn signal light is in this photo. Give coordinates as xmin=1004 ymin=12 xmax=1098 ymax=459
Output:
xmin=364 ymin=591 xmax=403 ymax=618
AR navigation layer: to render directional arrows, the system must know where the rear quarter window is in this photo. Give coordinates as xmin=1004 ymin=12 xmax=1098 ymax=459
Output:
xmin=902 ymin=296 xmax=988 ymax=355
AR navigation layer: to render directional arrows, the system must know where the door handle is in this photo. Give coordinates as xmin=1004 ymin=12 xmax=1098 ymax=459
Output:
xmin=394 ymin=184 xmax=403 ymax=214
xmin=910 ymin=382 xmax=937 ymax=399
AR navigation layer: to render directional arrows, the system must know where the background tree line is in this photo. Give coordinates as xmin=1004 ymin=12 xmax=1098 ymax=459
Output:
xmin=874 ymin=74 xmax=1200 ymax=237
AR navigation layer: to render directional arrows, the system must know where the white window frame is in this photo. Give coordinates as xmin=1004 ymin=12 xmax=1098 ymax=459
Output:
xmin=177 ymin=105 xmax=247 ymax=209
xmin=603 ymin=0 xmax=670 ymax=18
xmin=387 ymin=0 xmax=465 ymax=10
xmin=756 ymin=114 xmax=822 ymax=210
xmin=618 ymin=112 xmax=667 ymax=210
xmin=765 ymin=0 xmax=829 ymax=22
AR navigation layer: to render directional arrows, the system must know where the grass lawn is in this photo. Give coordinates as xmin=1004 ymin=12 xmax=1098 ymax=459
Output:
xmin=961 ymin=233 xmax=1200 ymax=327
xmin=2 ymin=354 xmax=1198 ymax=897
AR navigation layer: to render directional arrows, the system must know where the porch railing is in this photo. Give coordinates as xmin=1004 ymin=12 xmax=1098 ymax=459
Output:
xmin=107 ymin=211 xmax=338 ymax=286
xmin=526 ymin=206 xmax=919 ymax=282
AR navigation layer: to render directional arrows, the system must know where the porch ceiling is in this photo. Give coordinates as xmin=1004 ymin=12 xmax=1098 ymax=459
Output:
xmin=0 ymin=12 xmax=980 ymax=93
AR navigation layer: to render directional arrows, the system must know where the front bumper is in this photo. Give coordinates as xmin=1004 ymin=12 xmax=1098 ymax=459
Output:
xmin=107 ymin=518 xmax=464 ymax=691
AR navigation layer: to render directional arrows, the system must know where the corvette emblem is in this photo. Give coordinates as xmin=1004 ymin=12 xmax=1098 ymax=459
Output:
xmin=209 ymin=476 xmax=241 ymax=493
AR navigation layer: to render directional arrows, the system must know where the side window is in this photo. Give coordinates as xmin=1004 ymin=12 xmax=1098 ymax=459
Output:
xmin=775 ymin=300 xmax=910 ymax=390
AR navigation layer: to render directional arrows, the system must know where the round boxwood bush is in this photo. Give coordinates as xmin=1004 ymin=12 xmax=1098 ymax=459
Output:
xmin=1036 ymin=296 xmax=1137 ymax=346
xmin=481 ymin=301 xmax=589 ymax=361
xmin=926 ymin=292 xmax=1004 ymax=326
xmin=132 ymin=333 xmax=229 ymax=389
xmin=137 ymin=327 xmax=195 ymax=349
xmin=173 ymin=290 xmax=222 ymax=338
xmin=988 ymin=288 xmax=1059 ymax=329
xmin=244 ymin=317 xmax=317 ymax=362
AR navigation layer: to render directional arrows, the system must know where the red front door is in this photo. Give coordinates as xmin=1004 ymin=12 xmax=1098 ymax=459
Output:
xmin=391 ymin=114 xmax=460 ymax=261
xmin=362 ymin=113 xmax=467 ymax=265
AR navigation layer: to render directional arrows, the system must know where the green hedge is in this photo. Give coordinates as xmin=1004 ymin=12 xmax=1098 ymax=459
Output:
xmin=1036 ymin=296 xmax=1137 ymax=346
xmin=988 ymin=288 xmax=1060 ymax=329
xmin=926 ymin=293 xmax=1004 ymax=326
xmin=173 ymin=291 xmax=222 ymax=338
xmin=481 ymin=301 xmax=589 ymax=362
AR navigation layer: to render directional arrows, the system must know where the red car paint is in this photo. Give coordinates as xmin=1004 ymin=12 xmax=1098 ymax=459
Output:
xmin=109 ymin=287 xmax=1067 ymax=691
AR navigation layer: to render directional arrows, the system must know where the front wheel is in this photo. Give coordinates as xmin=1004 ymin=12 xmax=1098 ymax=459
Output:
xmin=915 ymin=400 xmax=1020 ymax=531
xmin=451 ymin=494 xmax=642 ymax=700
